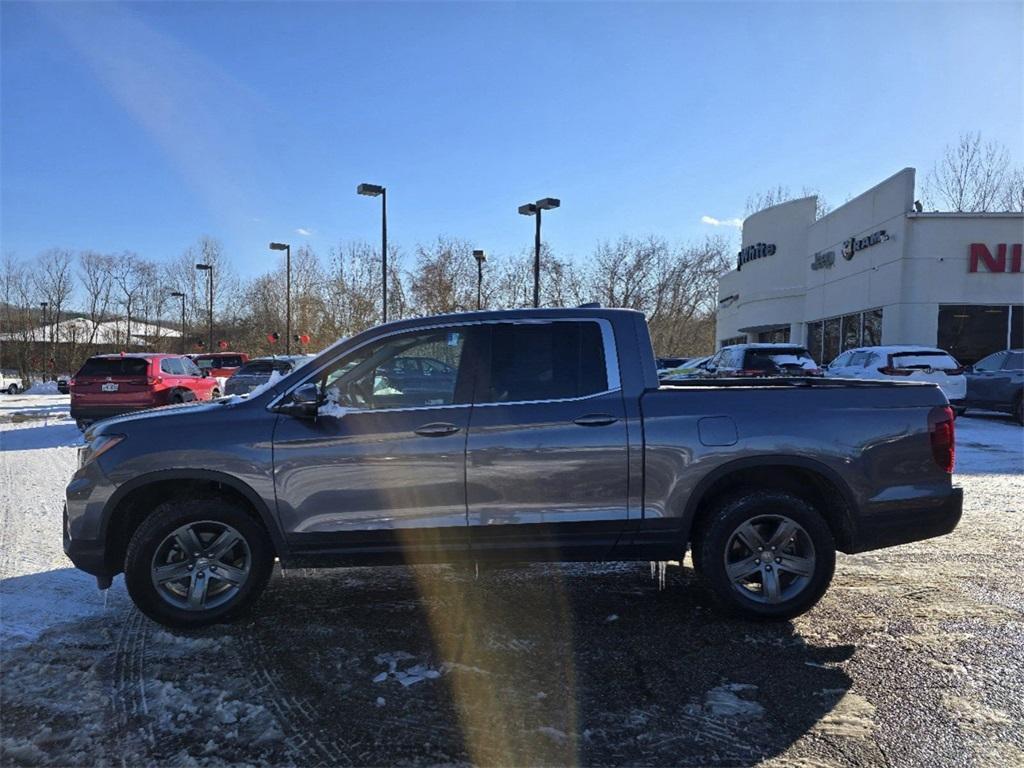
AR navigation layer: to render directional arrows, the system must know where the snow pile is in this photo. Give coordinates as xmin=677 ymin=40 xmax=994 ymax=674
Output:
xmin=372 ymin=651 xmax=442 ymax=687
xmin=24 ymin=380 xmax=59 ymax=395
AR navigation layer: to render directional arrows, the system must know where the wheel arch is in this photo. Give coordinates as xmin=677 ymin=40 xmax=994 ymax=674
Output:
xmin=681 ymin=455 xmax=860 ymax=554
xmin=101 ymin=469 xmax=285 ymax=575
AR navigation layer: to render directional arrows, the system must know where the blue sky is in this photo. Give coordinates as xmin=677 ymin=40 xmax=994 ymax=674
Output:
xmin=2 ymin=1 xmax=1021 ymax=278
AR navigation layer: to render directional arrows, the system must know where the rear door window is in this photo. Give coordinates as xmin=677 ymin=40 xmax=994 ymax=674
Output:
xmin=77 ymin=358 xmax=149 ymax=377
xmin=482 ymin=321 xmax=608 ymax=403
xmin=1004 ymin=352 xmax=1024 ymax=370
xmin=161 ymin=358 xmax=185 ymax=375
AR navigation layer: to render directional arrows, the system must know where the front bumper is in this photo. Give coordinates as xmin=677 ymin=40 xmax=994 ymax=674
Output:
xmin=63 ymin=503 xmax=111 ymax=577
xmin=852 ymin=487 xmax=963 ymax=552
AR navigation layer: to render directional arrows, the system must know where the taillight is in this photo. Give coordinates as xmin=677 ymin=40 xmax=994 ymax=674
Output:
xmin=879 ymin=366 xmax=914 ymax=376
xmin=68 ymin=379 xmax=76 ymax=387
xmin=928 ymin=405 xmax=955 ymax=473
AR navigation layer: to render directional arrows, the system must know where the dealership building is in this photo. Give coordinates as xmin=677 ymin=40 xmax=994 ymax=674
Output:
xmin=715 ymin=168 xmax=1023 ymax=364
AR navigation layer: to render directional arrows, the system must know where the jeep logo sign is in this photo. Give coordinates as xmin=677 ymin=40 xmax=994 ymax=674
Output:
xmin=736 ymin=242 xmax=776 ymax=270
xmin=842 ymin=229 xmax=890 ymax=261
xmin=969 ymin=243 xmax=1023 ymax=273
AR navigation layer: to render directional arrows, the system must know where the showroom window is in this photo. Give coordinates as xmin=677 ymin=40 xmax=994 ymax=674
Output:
xmin=937 ymin=304 xmax=1024 ymax=365
xmin=757 ymin=327 xmax=791 ymax=343
xmin=805 ymin=307 xmax=885 ymax=364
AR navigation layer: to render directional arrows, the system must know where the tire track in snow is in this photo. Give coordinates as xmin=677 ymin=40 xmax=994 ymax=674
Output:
xmin=234 ymin=627 xmax=351 ymax=766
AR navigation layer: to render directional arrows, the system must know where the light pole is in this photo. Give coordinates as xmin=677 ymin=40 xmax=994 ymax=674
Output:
xmin=517 ymin=197 xmax=560 ymax=308
xmin=195 ymin=263 xmax=213 ymax=350
xmin=170 ymin=292 xmax=186 ymax=354
xmin=269 ymin=242 xmax=292 ymax=354
xmin=473 ymin=249 xmax=486 ymax=310
xmin=357 ymin=183 xmax=388 ymax=322
xmin=40 ymin=301 xmax=49 ymax=380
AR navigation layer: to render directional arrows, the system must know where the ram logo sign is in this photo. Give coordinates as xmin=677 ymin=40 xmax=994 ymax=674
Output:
xmin=969 ymin=243 xmax=1023 ymax=273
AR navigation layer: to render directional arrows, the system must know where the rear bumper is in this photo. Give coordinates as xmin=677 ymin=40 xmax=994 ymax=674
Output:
xmin=851 ymin=487 xmax=963 ymax=553
xmin=69 ymin=404 xmax=152 ymax=421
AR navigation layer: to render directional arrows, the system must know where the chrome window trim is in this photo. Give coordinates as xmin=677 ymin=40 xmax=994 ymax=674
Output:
xmin=268 ymin=317 xmax=620 ymax=412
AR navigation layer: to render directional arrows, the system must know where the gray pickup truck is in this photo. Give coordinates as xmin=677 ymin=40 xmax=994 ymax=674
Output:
xmin=65 ymin=308 xmax=962 ymax=628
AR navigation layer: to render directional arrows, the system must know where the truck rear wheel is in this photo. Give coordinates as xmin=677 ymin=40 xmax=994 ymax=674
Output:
xmin=124 ymin=497 xmax=273 ymax=628
xmin=694 ymin=490 xmax=835 ymax=620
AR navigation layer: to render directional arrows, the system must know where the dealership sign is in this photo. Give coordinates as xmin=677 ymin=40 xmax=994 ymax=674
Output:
xmin=969 ymin=243 xmax=1023 ymax=273
xmin=736 ymin=242 xmax=776 ymax=270
xmin=841 ymin=229 xmax=890 ymax=260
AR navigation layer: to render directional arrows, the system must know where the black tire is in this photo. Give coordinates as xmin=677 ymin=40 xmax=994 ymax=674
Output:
xmin=211 ymin=387 xmax=222 ymax=399
xmin=7 ymin=384 xmax=17 ymax=394
xmin=954 ymin=407 xmax=967 ymax=418
xmin=75 ymin=419 xmax=88 ymax=432
xmin=693 ymin=489 xmax=835 ymax=621
xmin=124 ymin=496 xmax=274 ymax=629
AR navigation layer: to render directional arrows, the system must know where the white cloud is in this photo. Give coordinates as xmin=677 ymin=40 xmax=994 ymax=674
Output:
xmin=701 ymin=215 xmax=743 ymax=229
xmin=295 ymin=228 xmax=312 ymax=236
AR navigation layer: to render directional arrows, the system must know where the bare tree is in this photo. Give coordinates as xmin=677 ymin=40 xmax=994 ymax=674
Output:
xmin=1 ymin=254 xmax=36 ymax=378
xmin=33 ymin=248 xmax=75 ymax=376
xmin=78 ymin=251 xmax=114 ymax=345
xmin=408 ymin=236 xmax=478 ymax=316
xmin=746 ymin=185 xmax=831 ymax=219
xmin=1000 ymin=166 xmax=1024 ymax=212
xmin=111 ymin=252 xmax=147 ymax=346
xmin=924 ymin=132 xmax=1011 ymax=212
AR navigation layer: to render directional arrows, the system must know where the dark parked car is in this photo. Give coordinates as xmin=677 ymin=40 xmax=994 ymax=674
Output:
xmin=57 ymin=375 xmax=71 ymax=394
xmin=704 ymin=343 xmax=821 ymax=377
xmin=223 ymin=355 xmax=313 ymax=396
xmin=964 ymin=349 xmax=1023 ymax=424
xmin=65 ymin=308 xmax=961 ymax=628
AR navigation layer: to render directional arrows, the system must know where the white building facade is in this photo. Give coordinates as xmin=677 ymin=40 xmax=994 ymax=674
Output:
xmin=716 ymin=168 xmax=1024 ymax=364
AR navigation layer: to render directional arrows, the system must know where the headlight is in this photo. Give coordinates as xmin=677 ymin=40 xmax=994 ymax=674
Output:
xmin=79 ymin=434 xmax=126 ymax=468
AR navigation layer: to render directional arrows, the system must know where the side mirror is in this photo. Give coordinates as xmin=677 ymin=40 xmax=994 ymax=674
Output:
xmin=963 ymin=365 xmax=974 ymax=373
xmin=275 ymin=382 xmax=323 ymax=419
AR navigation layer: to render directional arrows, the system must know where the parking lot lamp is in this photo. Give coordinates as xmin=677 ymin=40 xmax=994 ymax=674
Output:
xmin=195 ymin=263 xmax=213 ymax=350
xmin=269 ymin=243 xmax=292 ymax=354
xmin=357 ymin=183 xmax=388 ymax=322
xmin=518 ymin=197 xmax=560 ymax=308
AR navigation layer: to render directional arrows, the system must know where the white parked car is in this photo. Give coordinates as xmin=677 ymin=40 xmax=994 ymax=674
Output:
xmin=825 ymin=346 xmax=966 ymax=410
xmin=0 ymin=369 xmax=25 ymax=394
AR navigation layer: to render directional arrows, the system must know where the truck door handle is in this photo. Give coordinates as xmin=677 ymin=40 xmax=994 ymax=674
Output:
xmin=414 ymin=422 xmax=461 ymax=437
xmin=573 ymin=414 xmax=618 ymax=427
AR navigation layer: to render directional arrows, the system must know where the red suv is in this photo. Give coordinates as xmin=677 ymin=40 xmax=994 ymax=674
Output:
xmin=70 ymin=353 xmax=221 ymax=428
xmin=190 ymin=352 xmax=250 ymax=382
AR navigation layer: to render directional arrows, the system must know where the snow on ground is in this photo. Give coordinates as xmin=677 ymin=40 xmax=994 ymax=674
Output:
xmin=1 ymin=393 xmax=1022 ymax=766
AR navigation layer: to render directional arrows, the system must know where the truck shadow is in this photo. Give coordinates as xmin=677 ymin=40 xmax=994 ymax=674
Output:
xmin=1 ymin=563 xmax=854 ymax=767
xmin=241 ymin=561 xmax=855 ymax=766
xmin=0 ymin=420 xmax=82 ymax=451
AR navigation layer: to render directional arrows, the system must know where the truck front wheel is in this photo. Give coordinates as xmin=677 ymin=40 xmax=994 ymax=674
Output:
xmin=124 ymin=497 xmax=274 ymax=628
xmin=694 ymin=490 xmax=835 ymax=621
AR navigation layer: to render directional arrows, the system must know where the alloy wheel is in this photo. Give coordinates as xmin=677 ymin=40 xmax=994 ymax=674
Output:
xmin=150 ymin=520 xmax=252 ymax=611
xmin=723 ymin=514 xmax=816 ymax=604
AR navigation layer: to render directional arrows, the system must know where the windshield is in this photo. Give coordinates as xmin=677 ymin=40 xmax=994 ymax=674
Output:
xmin=76 ymin=358 xmax=148 ymax=377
